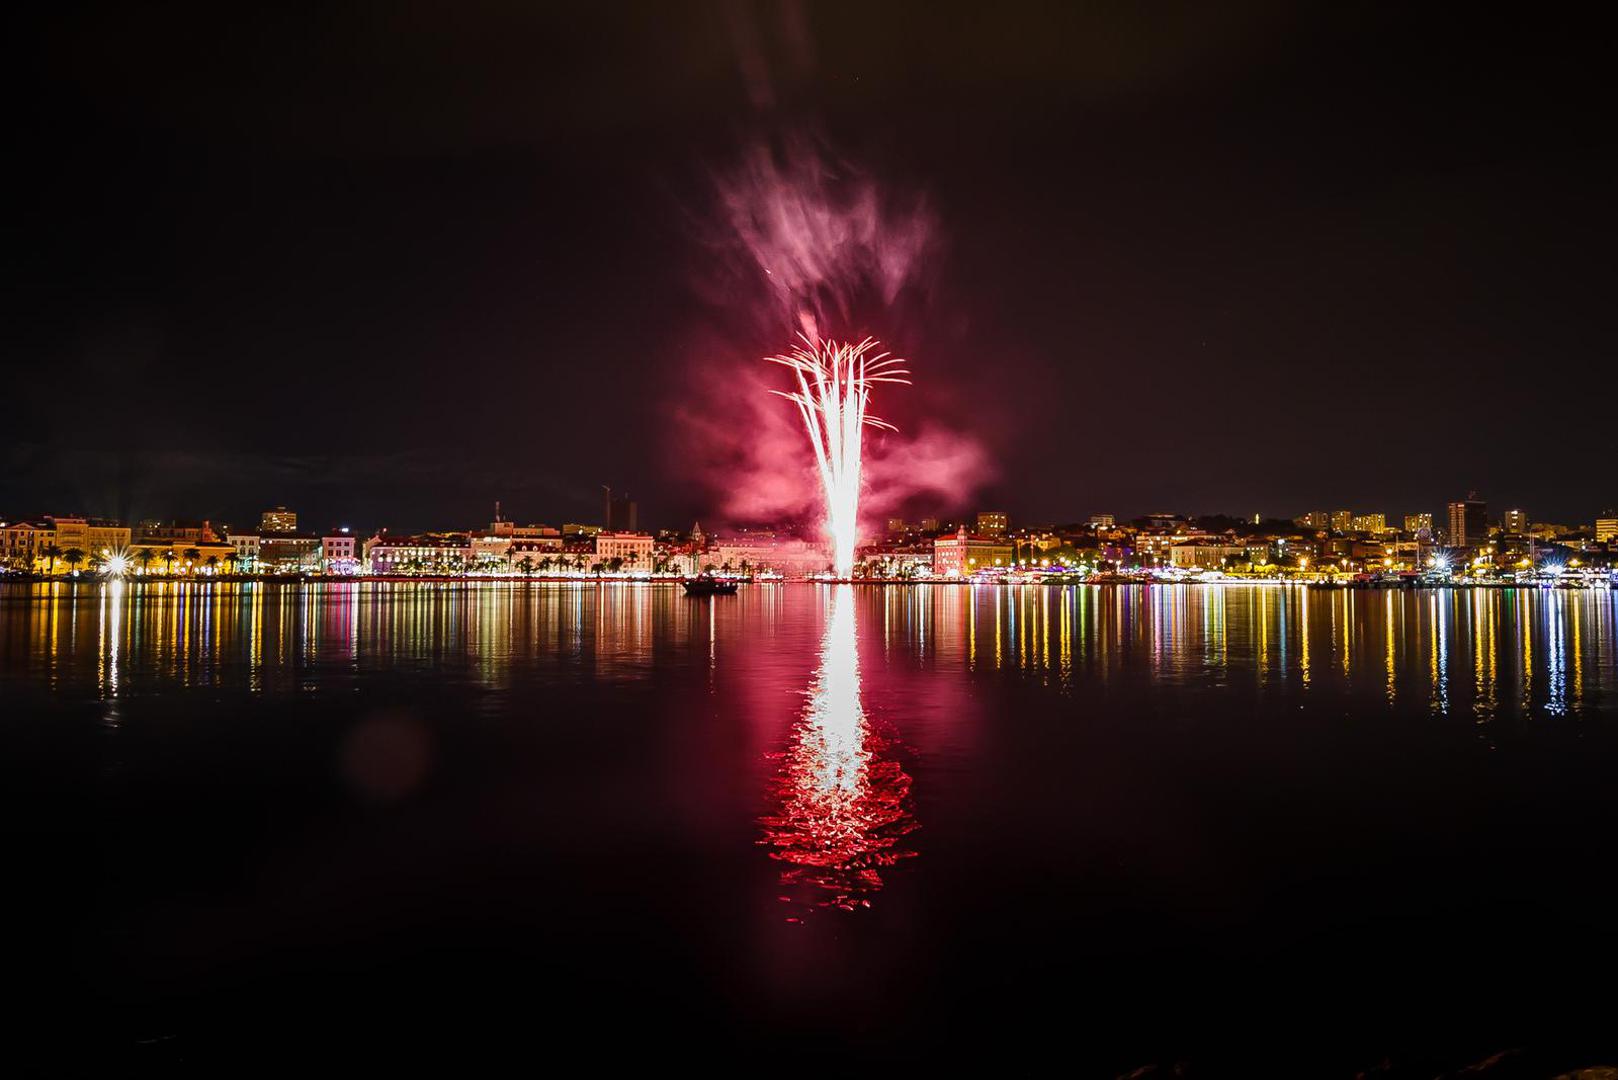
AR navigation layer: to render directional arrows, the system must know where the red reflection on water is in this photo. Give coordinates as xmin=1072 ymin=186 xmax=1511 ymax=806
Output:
xmin=759 ymin=585 xmax=917 ymax=911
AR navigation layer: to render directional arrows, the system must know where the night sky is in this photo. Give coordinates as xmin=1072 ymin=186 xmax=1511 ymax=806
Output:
xmin=9 ymin=3 xmax=1613 ymax=534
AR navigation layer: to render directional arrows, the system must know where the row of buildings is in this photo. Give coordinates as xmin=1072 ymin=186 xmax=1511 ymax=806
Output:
xmin=0 ymin=504 xmax=816 ymax=579
xmin=4 ymin=495 xmax=1616 ymax=581
xmin=870 ymin=498 xmax=1618 ymax=580
xmin=0 ymin=508 xmax=355 ymax=577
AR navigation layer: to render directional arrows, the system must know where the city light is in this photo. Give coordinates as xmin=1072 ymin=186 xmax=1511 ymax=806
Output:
xmin=101 ymin=554 xmax=129 ymax=578
xmin=768 ymin=335 xmax=910 ymax=578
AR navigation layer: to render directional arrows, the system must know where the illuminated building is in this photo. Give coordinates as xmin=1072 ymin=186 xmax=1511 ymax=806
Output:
xmin=506 ymin=538 xmax=568 ymax=567
xmin=229 ymin=534 xmax=260 ymax=572
xmin=488 ymin=519 xmax=561 ymax=540
xmin=1022 ymin=531 xmax=1063 ymax=553
xmin=1297 ymin=511 xmax=1329 ymax=530
xmin=858 ymin=536 xmax=934 ymax=577
xmin=474 ymin=520 xmax=563 ymax=568
xmin=260 ymin=506 xmax=298 ymax=533
xmin=1088 ymin=513 xmax=1115 ymax=529
xmin=1596 ymin=513 xmax=1618 ymax=544
xmin=1169 ymin=542 xmax=1248 ymax=569
xmin=975 ymin=511 xmax=1008 ymax=538
xmin=1133 ymin=531 xmax=1179 ymax=567
xmin=127 ymin=537 xmax=234 ymax=573
xmin=138 ymin=520 xmax=220 ymax=545
xmin=1 ymin=519 xmax=56 ymax=570
xmin=1404 ymin=513 xmax=1433 ymax=535
xmin=885 ymin=518 xmax=908 ymax=533
xmin=1447 ymin=493 xmax=1487 ymax=548
xmin=1330 ymin=510 xmax=1354 ymax=533
xmin=932 ymin=526 xmax=1013 ymax=577
xmin=259 ymin=534 xmax=322 ymax=573
xmin=710 ymin=536 xmax=827 ymax=577
xmin=1350 ymin=513 xmax=1387 ymax=534
xmin=865 ymin=549 xmax=934 ymax=577
xmin=46 ymin=516 xmax=132 ymax=556
xmin=1386 ymin=539 xmax=1423 ymax=566
xmin=322 ymin=532 xmax=358 ymax=574
xmin=594 ymin=531 xmax=654 ymax=568
xmin=364 ymin=533 xmax=471 ymax=575
xmin=469 ymin=535 xmax=511 ymax=567
xmin=3 ymin=516 xmax=133 ymax=573
xmin=918 ymin=518 xmax=940 ymax=533
xmin=242 ymin=513 xmax=316 ymax=570
xmin=1503 ymin=508 xmax=1529 ymax=535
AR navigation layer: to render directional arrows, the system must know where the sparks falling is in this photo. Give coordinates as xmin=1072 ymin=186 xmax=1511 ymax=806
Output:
xmin=768 ymin=335 xmax=910 ymax=578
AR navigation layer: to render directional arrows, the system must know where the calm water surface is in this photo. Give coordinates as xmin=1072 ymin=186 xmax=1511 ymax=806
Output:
xmin=3 ymin=580 xmax=1616 ymax=1068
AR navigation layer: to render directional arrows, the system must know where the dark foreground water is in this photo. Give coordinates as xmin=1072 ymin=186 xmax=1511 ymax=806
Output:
xmin=3 ymin=580 xmax=1617 ymax=1071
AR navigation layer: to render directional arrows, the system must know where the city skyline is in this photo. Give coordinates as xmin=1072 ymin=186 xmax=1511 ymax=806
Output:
xmin=7 ymin=6 xmax=1613 ymax=530
xmin=7 ymin=491 xmax=1615 ymax=584
xmin=4 ymin=489 xmax=1615 ymax=542
xmin=7 ymin=6 xmax=1618 ymax=1069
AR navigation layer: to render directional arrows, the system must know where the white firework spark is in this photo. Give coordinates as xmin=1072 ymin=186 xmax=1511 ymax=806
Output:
xmin=767 ymin=335 xmax=909 ymax=578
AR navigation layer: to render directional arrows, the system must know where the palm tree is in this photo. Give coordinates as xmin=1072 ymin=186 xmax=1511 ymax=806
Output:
xmin=183 ymin=547 xmax=202 ymax=574
xmin=590 ymin=561 xmax=605 ymax=577
xmin=537 ymin=556 xmax=553 ymax=575
xmin=63 ymin=548 xmax=86 ymax=574
xmin=135 ymin=549 xmax=154 ymax=576
xmin=41 ymin=543 xmax=63 ymax=576
xmin=205 ymin=555 xmax=219 ymax=575
xmin=608 ymin=556 xmax=624 ymax=574
xmin=519 ymin=556 xmax=535 ymax=577
xmin=223 ymin=551 xmax=237 ymax=576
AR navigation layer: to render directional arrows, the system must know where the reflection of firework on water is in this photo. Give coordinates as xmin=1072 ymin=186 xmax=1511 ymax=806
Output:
xmin=768 ymin=336 xmax=909 ymax=579
xmin=759 ymin=585 xmax=918 ymax=912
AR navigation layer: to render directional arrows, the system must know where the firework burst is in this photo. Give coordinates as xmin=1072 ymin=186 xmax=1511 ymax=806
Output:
xmin=768 ymin=335 xmax=909 ymax=578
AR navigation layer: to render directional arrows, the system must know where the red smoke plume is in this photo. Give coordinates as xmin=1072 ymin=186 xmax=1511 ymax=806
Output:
xmin=671 ymin=330 xmax=993 ymax=533
xmin=674 ymin=6 xmax=993 ymax=535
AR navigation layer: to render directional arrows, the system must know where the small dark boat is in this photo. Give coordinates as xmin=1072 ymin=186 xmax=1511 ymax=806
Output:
xmin=682 ymin=577 xmax=739 ymax=596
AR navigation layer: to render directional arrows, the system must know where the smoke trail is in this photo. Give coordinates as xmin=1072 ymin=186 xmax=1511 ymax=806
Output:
xmin=672 ymin=4 xmax=993 ymax=538
xmin=712 ymin=131 xmax=939 ymax=342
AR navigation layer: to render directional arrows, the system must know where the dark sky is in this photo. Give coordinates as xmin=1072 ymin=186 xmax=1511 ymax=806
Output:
xmin=8 ymin=2 xmax=1612 ymax=533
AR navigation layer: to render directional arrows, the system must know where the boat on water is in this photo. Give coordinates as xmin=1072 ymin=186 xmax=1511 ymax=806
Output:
xmin=682 ymin=577 xmax=739 ymax=596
